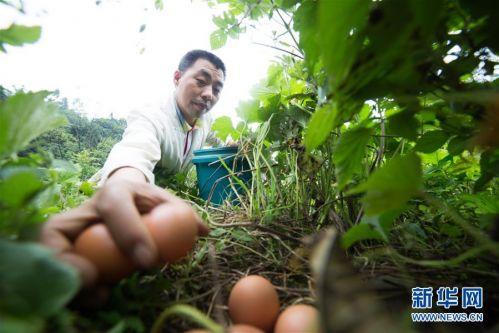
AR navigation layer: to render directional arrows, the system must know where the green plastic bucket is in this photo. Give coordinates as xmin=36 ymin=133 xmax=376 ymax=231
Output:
xmin=192 ymin=147 xmax=251 ymax=205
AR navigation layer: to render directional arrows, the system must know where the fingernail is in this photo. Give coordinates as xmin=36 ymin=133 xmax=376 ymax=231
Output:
xmin=133 ymin=243 xmax=155 ymax=268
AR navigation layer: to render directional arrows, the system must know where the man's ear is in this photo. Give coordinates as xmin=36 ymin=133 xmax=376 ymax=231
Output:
xmin=173 ymin=70 xmax=182 ymax=87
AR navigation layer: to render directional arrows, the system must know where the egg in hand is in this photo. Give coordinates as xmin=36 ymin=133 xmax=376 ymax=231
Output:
xmin=74 ymin=202 xmax=201 ymax=283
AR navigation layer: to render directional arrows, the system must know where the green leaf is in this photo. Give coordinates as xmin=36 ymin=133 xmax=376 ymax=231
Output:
xmin=231 ymin=229 xmax=253 ymax=243
xmin=341 ymin=208 xmax=403 ymax=249
xmin=210 ymin=29 xmax=227 ymax=50
xmin=154 ymin=0 xmax=164 ymax=10
xmin=387 ymin=111 xmax=419 ymax=140
xmin=293 ymin=1 xmax=320 ymax=68
xmin=349 ymin=153 xmax=423 ymax=215
xmin=0 ymin=91 xmax=67 ymax=159
xmin=0 ymin=24 xmax=41 ymax=51
xmin=211 ymin=116 xmax=235 ymax=142
xmin=278 ymin=0 xmax=300 ymax=10
xmin=414 ymin=130 xmax=449 ymax=153
xmin=304 ymin=103 xmax=338 ymax=153
xmin=334 ymin=126 xmax=373 ymax=189
xmin=317 ymin=0 xmax=370 ymax=88
xmin=236 ymin=99 xmax=260 ymax=123
xmin=0 ymin=168 xmax=44 ymax=207
xmin=79 ymin=181 xmax=96 ymax=197
xmin=0 ymin=240 xmax=80 ymax=317
xmin=341 ymin=223 xmax=384 ymax=249
xmin=447 ymin=136 xmax=469 ymax=156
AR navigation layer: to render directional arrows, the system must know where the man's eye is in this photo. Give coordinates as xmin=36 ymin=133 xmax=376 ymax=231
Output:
xmin=196 ymin=79 xmax=206 ymax=85
xmin=213 ymin=88 xmax=220 ymax=95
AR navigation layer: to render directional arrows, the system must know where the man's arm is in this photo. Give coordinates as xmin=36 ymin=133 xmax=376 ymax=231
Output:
xmin=108 ymin=166 xmax=148 ymax=184
xmin=97 ymin=109 xmax=163 ymax=185
xmin=41 ymin=110 xmax=209 ymax=290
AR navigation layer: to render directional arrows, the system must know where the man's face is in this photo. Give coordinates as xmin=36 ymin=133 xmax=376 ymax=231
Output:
xmin=174 ymin=58 xmax=225 ymax=126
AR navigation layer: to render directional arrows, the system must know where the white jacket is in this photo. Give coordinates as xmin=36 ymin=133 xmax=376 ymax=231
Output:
xmin=91 ymin=93 xmax=219 ymax=186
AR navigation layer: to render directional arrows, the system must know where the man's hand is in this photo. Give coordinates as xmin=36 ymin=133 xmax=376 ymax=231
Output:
xmin=40 ymin=168 xmax=210 ymax=289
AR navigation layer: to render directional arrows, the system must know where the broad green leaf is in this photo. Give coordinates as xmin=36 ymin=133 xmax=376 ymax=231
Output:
xmin=358 ymin=103 xmax=372 ymax=122
xmin=414 ymin=130 xmax=449 ymax=153
xmin=278 ymin=0 xmax=300 ymax=10
xmin=341 ymin=209 xmax=402 ymax=249
xmin=341 ymin=223 xmax=384 ymax=249
xmin=387 ymin=111 xmax=419 ymax=140
xmin=334 ymin=126 xmax=373 ymax=189
xmin=236 ymin=99 xmax=260 ymax=123
xmin=304 ymin=103 xmax=338 ymax=153
xmin=212 ymin=116 xmax=235 ymax=141
xmin=0 ymin=24 xmax=41 ymax=51
xmin=317 ymin=0 xmax=370 ymax=88
xmin=362 ymin=209 xmax=403 ymax=240
xmin=0 ymin=168 xmax=44 ymax=207
xmin=323 ymin=0 xmax=445 ymax=101
xmin=0 ymin=240 xmax=80 ymax=317
xmin=210 ymin=29 xmax=227 ymax=50
xmin=0 ymin=92 xmax=67 ymax=159
xmin=293 ymin=1 xmax=320 ymax=68
xmin=447 ymin=136 xmax=469 ymax=156
xmin=349 ymin=153 xmax=423 ymax=215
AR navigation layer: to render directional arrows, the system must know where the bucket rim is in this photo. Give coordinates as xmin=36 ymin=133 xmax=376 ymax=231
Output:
xmin=193 ymin=146 xmax=239 ymax=155
xmin=192 ymin=154 xmax=240 ymax=164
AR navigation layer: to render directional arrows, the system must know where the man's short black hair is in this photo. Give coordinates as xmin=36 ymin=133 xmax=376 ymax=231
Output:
xmin=178 ymin=49 xmax=226 ymax=78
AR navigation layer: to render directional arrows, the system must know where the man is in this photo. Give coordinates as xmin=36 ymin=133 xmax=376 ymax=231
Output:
xmin=41 ymin=50 xmax=225 ymax=289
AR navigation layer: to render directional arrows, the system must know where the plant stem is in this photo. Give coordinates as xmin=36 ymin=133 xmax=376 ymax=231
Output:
xmin=151 ymin=304 xmax=223 ymax=333
xmin=252 ymin=41 xmax=304 ymax=59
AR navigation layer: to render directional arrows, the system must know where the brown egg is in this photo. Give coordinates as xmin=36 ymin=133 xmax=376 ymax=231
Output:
xmin=274 ymin=304 xmax=320 ymax=333
xmin=74 ymin=224 xmax=134 ymax=283
xmin=228 ymin=275 xmax=280 ymax=332
xmin=228 ymin=324 xmax=265 ymax=333
xmin=142 ymin=202 xmax=198 ymax=263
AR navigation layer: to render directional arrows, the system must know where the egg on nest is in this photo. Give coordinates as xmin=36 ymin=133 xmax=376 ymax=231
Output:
xmin=228 ymin=275 xmax=280 ymax=332
xmin=274 ymin=304 xmax=320 ymax=333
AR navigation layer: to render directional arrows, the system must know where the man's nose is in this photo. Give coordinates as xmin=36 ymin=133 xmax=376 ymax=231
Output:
xmin=201 ymin=86 xmax=213 ymax=102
